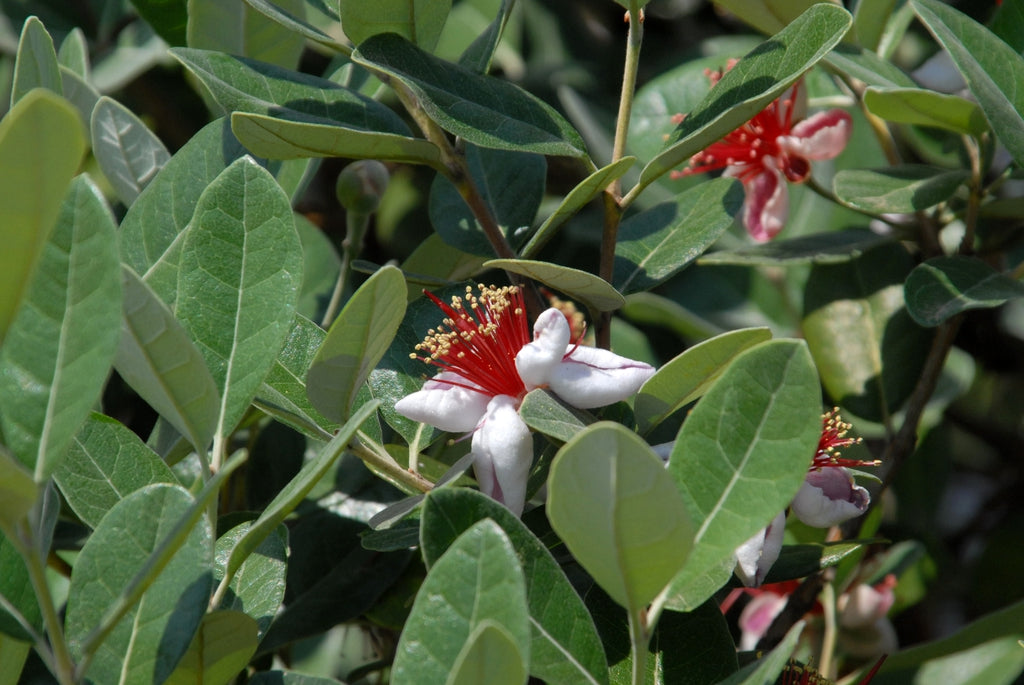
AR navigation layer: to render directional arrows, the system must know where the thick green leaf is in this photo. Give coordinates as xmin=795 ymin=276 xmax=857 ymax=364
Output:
xmin=486 ymin=259 xmax=625 ymax=312
xmin=10 ymin=16 xmax=61 ymax=106
xmin=0 ymin=175 xmax=121 ymax=481
xmin=714 ymin=621 xmax=804 ymax=685
xmin=613 ymin=178 xmax=744 ymax=294
xmin=764 ymin=541 xmax=870 ymax=584
xmin=231 ymin=111 xmax=442 ymax=165
xmin=115 ymin=266 xmax=221 ymax=452
xmin=824 ymin=44 xmax=917 ymax=89
xmin=449 ymin=621 xmax=528 ymax=685
xmin=803 ymin=243 xmax=930 ymax=421
xmin=0 ymin=534 xmax=41 ymax=641
xmin=548 ymin=422 xmax=694 ymax=611
xmin=170 ymin=48 xmax=413 ymax=135
xmin=864 ymin=87 xmax=988 ymax=136
xmin=240 ymin=0 xmax=348 ymax=51
xmin=339 ymin=0 xmax=450 ymax=52
xmin=429 ymin=145 xmax=545 ymax=256
xmin=0 ymin=89 xmax=85 ymax=348
xmin=187 ymin=0 xmax=305 ymax=70
xmin=904 ymin=256 xmax=1024 ymax=327
xmin=712 ymin=0 xmax=831 ymax=36
xmin=400 ymin=234 xmax=488 ymax=298
xmin=457 ymin=0 xmax=515 ymax=73
xmin=0 ymin=450 xmax=35 ymax=534
xmin=833 ymin=165 xmax=969 ymax=214
xmin=66 ymin=484 xmax=214 ymax=685
xmin=635 ymin=328 xmax=772 ymax=435
xmin=666 ymin=340 xmax=821 ymax=611
xmin=518 ymin=389 xmax=593 ymax=444
xmin=522 ymin=157 xmax=635 ymax=259
xmin=422 ymin=488 xmax=609 ymax=685
xmin=352 ymin=32 xmax=587 ymax=157
xmin=164 ymin=610 xmax=258 ymax=685
xmin=307 ymin=265 xmax=406 ymax=423
xmin=129 ymin=0 xmax=188 ymax=45
xmin=640 ymin=4 xmax=852 ymax=187
xmin=698 ymin=230 xmax=890 ymax=266
xmin=54 ymin=413 xmax=177 ymax=529
xmin=912 ymin=0 xmax=1024 ymax=167
xmin=853 ymin=0 xmax=898 ymax=52
xmin=120 ymin=118 xmax=249 ymax=305
xmin=991 ymin=0 xmax=1024 ymax=54
xmin=59 ymin=65 xmax=100 ymax=135
xmin=393 ymin=520 xmax=530 ymax=684
xmin=223 ymin=400 xmax=379 ymax=579
xmin=175 ymin=157 xmax=303 ymax=439
xmin=90 ymin=96 xmax=171 ymax=206
xmin=213 ymin=522 xmax=287 ymax=637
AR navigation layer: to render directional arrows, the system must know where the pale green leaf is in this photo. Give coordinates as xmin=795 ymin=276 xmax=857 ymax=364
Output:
xmin=239 ymin=0 xmax=348 ymax=51
xmin=485 ymin=259 xmax=625 ymax=312
xmin=448 ymin=621 xmax=528 ymax=685
xmin=339 ymin=0 xmax=451 ymax=52
xmin=518 ymin=389 xmax=592 ymax=444
xmin=833 ymin=165 xmax=969 ymax=214
xmin=164 ymin=610 xmax=258 ymax=685
xmin=0 ymin=449 xmax=36 ymax=535
xmin=712 ymin=0 xmax=836 ymax=36
xmin=213 ymin=522 xmax=287 ymax=637
xmin=57 ymin=28 xmax=89 ymax=77
xmin=90 ymin=96 xmax=171 ymax=206
xmin=864 ymin=86 xmax=988 ymax=136
xmin=187 ymin=0 xmax=306 ymax=70
xmin=10 ymin=16 xmax=61 ymax=106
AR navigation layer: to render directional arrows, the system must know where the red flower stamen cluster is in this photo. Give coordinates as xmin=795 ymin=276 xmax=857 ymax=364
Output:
xmin=411 ymin=285 xmax=531 ymax=400
xmin=812 ymin=408 xmax=879 ymax=471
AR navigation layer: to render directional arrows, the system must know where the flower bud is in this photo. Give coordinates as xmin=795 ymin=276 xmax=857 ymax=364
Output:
xmin=335 ymin=160 xmax=389 ymax=214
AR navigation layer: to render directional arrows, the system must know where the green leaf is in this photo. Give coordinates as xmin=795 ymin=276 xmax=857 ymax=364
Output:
xmin=213 ymin=523 xmax=287 ymax=637
xmin=764 ymin=540 xmax=871 ymax=584
xmin=666 ymin=340 xmax=821 ymax=611
xmin=429 ymin=145 xmax=545 ymax=256
xmin=485 ymin=259 xmax=626 ymax=312
xmin=57 ymin=28 xmax=89 ymax=77
xmin=307 ymin=265 xmax=407 ymax=423
xmin=698 ymin=229 xmax=891 ymax=266
xmin=90 ymin=96 xmax=171 ymax=206
xmin=714 ymin=621 xmax=804 ymax=685
xmin=187 ymin=0 xmax=305 ymax=70
xmin=120 ymin=118 xmax=250 ymax=306
xmin=522 ymin=157 xmax=635 ymax=259
xmin=911 ymin=0 xmax=1024 ymax=167
xmin=712 ymin=0 xmax=830 ymax=36
xmin=164 ymin=610 xmax=258 ymax=685
xmin=400 ymin=234 xmax=488 ymax=298
xmin=0 ymin=89 xmax=85 ymax=347
xmin=11 ymin=16 xmax=61 ymax=106
xmin=59 ymin=65 xmax=101 ymax=135
xmin=175 ymin=157 xmax=303 ymax=439
xmin=457 ymin=0 xmax=515 ymax=73
xmin=54 ymin=413 xmax=177 ymax=529
xmin=853 ymin=0 xmax=899 ymax=52
xmin=352 ymin=32 xmax=587 ymax=157
xmin=548 ymin=422 xmax=694 ymax=611
xmin=66 ymin=484 xmax=214 ymax=685
xmin=833 ymin=165 xmax=969 ymax=214
xmin=635 ymin=327 xmax=772 ymax=435
xmin=613 ymin=178 xmax=744 ymax=294
xmin=803 ymin=243 xmax=931 ymax=421
xmin=0 ymin=175 xmax=121 ymax=482
xmin=991 ymin=0 xmax=1024 ymax=54
xmin=518 ymin=389 xmax=593 ymax=444
xmin=864 ymin=86 xmax=988 ymax=136
xmin=249 ymin=673 xmax=346 ymax=685
xmin=238 ymin=0 xmax=347 ymax=50
xmin=421 ymin=488 xmax=609 ymax=685
xmin=129 ymin=0 xmax=189 ymax=45
xmin=393 ymin=520 xmax=530 ymax=684
xmin=0 ymin=449 xmax=36 ymax=535
xmin=294 ymin=213 xmax=340 ymax=320
xmin=449 ymin=621 xmax=528 ymax=685
xmin=115 ymin=266 xmax=221 ymax=452
xmin=640 ymin=4 xmax=852 ymax=187
xmin=0 ymin=534 xmax=41 ymax=641
xmin=824 ymin=44 xmax=917 ymax=89
xmin=904 ymin=256 xmax=1024 ymax=327
xmin=222 ymin=400 xmax=380 ymax=580
xmin=231 ymin=111 xmax=442 ymax=165
xmin=339 ymin=0 xmax=451 ymax=52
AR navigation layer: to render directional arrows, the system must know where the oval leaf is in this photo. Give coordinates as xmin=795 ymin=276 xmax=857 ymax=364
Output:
xmin=307 ymin=265 xmax=407 ymax=423
xmin=833 ymin=165 xmax=969 ymax=214
xmin=518 ymin=389 xmax=593 ymax=444
xmin=485 ymin=259 xmax=626 ymax=312
xmin=187 ymin=0 xmax=305 ymax=70
xmin=449 ymin=621 xmax=528 ymax=685
xmin=0 ymin=450 xmax=36 ymax=535
xmin=240 ymin=0 xmax=348 ymax=51
xmin=339 ymin=0 xmax=451 ymax=52
xmin=864 ymin=86 xmax=988 ymax=136
xmin=11 ymin=16 xmax=62 ymax=105
xmin=698 ymin=229 xmax=890 ymax=266
xmin=213 ymin=523 xmax=287 ymax=637
xmin=547 ymin=422 xmax=694 ymax=611
xmin=164 ymin=610 xmax=259 ymax=685
xmin=90 ymin=96 xmax=171 ymax=206
xmin=904 ymin=256 xmax=1024 ymax=327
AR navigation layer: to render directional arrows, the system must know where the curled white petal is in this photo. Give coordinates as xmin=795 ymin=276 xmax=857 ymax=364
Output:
xmin=735 ymin=511 xmax=786 ymax=588
xmin=790 ymin=467 xmax=870 ymax=528
xmin=394 ymin=372 xmax=490 ymax=433
xmin=548 ymin=345 xmax=655 ymax=409
xmin=471 ymin=395 xmax=533 ymax=516
xmin=516 ymin=308 xmax=570 ymax=389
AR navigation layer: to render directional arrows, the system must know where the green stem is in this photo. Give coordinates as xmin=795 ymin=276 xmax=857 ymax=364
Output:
xmin=322 ymin=211 xmax=371 ymax=327
xmin=350 ymin=432 xmax=434 ymax=494
xmin=959 ymin=135 xmax=983 ymax=256
xmin=819 ymin=582 xmax=838 ymax=680
xmin=628 ymin=606 xmax=650 ymax=685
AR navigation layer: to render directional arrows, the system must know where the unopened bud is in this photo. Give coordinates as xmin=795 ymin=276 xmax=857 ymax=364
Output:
xmin=335 ymin=160 xmax=389 ymax=213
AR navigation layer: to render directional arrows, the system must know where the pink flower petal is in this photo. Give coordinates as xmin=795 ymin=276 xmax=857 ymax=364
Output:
xmin=781 ymin=109 xmax=852 ymax=161
xmin=738 ymin=592 xmax=788 ymax=651
xmin=471 ymin=395 xmax=534 ymax=516
xmin=741 ymin=160 xmax=788 ymax=242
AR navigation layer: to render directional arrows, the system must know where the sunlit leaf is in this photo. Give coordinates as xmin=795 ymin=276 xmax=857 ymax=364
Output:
xmin=339 ymin=0 xmax=450 ymax=52
xmin=164 ymin=611 xmax=258 ymax=685
xmin=486 ymin=259 xmax=625 ymax=312
xmin=213 ymin=522 xmax=287 ymax=637
xmin=864 ymin=87 xmax=988 ymax=136
xmin=187 ymin=0 xmax=305 ymax=70
xmin=90 ymin=96 xmax=171 ymax=206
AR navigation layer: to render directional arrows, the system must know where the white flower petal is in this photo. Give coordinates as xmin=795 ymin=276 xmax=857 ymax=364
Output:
xmin=515 ymin=308 xmax=570 ymax=389
xmin=471 ymin=395 xmax=533 ymax=516
xmin=738 ymin=592 xmax=787 ymax=651
xmin=548 ymin=345 xmax=655 ymax=409
xmin=740 ymin=159 xmax=788 ymax=242
xmin=735 ymin=511 xmax=786 ymax=588
xmin=394 ymin=372 xmax=490 ymax=433
xmin=782 ymin=109 xmax=852 ymax=161
xmin=790 ymin=467 xmax=870 ymax=528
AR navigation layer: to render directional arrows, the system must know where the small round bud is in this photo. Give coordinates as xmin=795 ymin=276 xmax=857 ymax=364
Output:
xmin=335 ymin=160 xmax=389 ymax=213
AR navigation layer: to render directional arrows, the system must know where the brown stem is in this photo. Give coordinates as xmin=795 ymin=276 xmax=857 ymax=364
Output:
xmin=597 ymin=192 xmax=624 ymax=348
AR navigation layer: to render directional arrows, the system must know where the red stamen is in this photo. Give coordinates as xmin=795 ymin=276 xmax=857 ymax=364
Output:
xmin=812 ymin=408 xmax=880 ymax=471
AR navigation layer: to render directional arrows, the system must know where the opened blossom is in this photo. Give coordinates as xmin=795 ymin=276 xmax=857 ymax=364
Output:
xmin=395 ymin=285 xmax=655 ymax=515
xmin=672 ymin=73 xmax=852 ymax=241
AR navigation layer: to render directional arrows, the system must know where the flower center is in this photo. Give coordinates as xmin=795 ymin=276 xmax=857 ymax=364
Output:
xmin=811 ymin=408 xmax=879 ymax=471
xmin=411 ymin=284 xmax=531 ymax=399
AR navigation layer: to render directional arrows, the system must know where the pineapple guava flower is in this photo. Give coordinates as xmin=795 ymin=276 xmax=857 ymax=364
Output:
xmin=735 ymin=511 xmax=786 ymax=588
xmin=791 ymin=408 xmax=877 ymax=528
xmin=395 ymin=285 xmax=655 ymax=515
xmin=672 ymin=74 xmax=852 ymax=241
